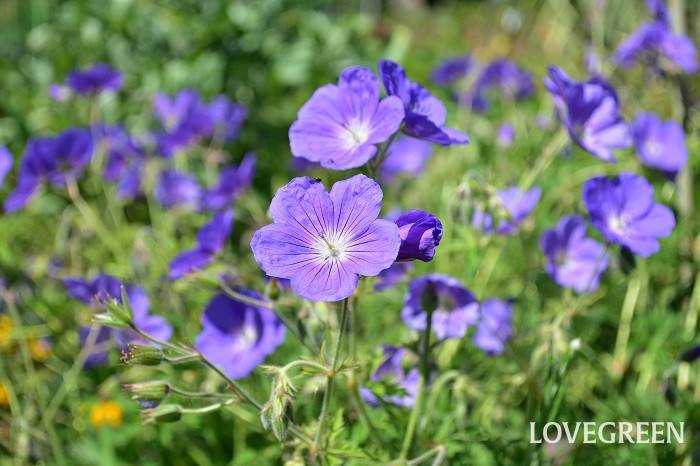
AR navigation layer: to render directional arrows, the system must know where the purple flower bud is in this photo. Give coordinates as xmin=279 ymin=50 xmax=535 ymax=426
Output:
xmin=65 ymin=63 xmax=124 ymax=95
xmin=395 ymin=210 xmax=443 ymax=262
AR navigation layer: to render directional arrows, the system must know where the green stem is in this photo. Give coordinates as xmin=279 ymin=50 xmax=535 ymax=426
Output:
xmin=280 ymin=360 xmax=327 ymax=374
xmin=40 ymin=324 xmax=101 ymax=432
xmin=312 ymin=297 xmax=349 ymax=457
xmin=127 ymin=322 xmax=191 ymax=356
xmin=199 ymin=356 xmax=312 ymax=444
xmin=400 ymin=309 xmax=433 ymax=459
xmin=519 ymin=129 xmax=568 ymax=192
xmin=66 ymin=179 xmax=122 ymax=258
xmin=3 ymin=292 xmax=65 ymax=465
xmin=168 ymin=387 xmax=239 ymax=400
xmin=613 ymin=270 xmax=642 ymax=366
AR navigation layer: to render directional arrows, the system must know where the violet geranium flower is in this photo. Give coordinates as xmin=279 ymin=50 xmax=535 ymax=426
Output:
xmin=469 ymin=59 xmax=534 ymax=112
xmin=99 ymin=125 xmax=146 ymax=200
xmin=4 ymin=128 xmax=94 ymax=213
xmin=431 ymin=54 xmax=474 ymax=86
xmin=65 ymin=63 xmax=124 ymax=95
xmin=630 ymin=112 xmax=688 ymax=177
xmin=473 ymin=298 xmax=513 ymax=356
xmin=379 ymin=136 xmax=434 ymax=183
xmin=0 ymin=146 xmax=12 ymax=189
xmin=541 ymin=215 xmax=609 ymax=293
xmin=545 ymin=66 xmax=631 ymax=162
xmin=473 ymin=186 xmax=541 ymax=235
xmin=194 ymin=292 xmax=285 ymax=379
xmin=360 ymin=346 xmax=422 ymax=408
xmin=199 ymin=152 xmax=256 ymax=211
xmin=401 ymin=274 xmax=479 ymax=340
xmin=251 ymin=175 xmax=401 ymax=302
xmin=613 ymin=12 xmax=698 ymax=74
xmin=153 ymin=168 xmax=201 ymax=209
xmin=379 ymin=59 xmax=469 ymax=146
xmin=169 ymin=210 xmax=234 ymax=280
xmin=289 ymin=66 xmax=404 ymax=170
xmin=583 ymin=172 xmax=675 ymax=257
xmin=395 ymin=210 xmax=443 ymax=262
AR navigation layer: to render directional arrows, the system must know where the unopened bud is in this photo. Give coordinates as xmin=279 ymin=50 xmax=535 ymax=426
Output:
xmin=121 ymin=344 xmax=163 ymax=366
xmin=141 ymin=404 xmax=182 ymax=423
xmin=266 ymin=278 xmax=281 ymax=301
xmin=124 ymin=381 xmax=170 ymax=405
xmin=420 ymin=281 xmax=439 ymax=313
xmin=94 ymin=312 xmax=128 ymax=329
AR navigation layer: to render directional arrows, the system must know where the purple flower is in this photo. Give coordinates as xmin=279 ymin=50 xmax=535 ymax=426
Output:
xmin=65 ymin=64 xmax=124 ymax=95
xmin=65 ymin=274 xmax=172 ymax=366
xmin=0 ymin=146 xmax=12 ymax=189
xmin=497 ymin=123 xmax=515 ymax=148
xmin=431 ymin=54 xmax=474 ymax=86
xmin=199 ymin=153 xmax=256 ymax=211
xmin=152 ymin=89 xmax=213 ymax=157
xmin=153 ymin=168 xmax=201 ymax=209
xmin=680 ymin=344 xmax=700 ymax=362
xmin=401 ymin=274 xmax=479 ymax=340
xmin=647 ymin=0 xmax=671 ymax=24
xmin=379 ymin=59 xmax=468 ymax=146
xmin=473 ymin=298 xmax=513 ymax=356
xmin=207 ymin=96 xmax=248 ymax=143
xmin=99 ymin=125 xmax=146 ymax=200
xmin=545 ymin=66 xmax=631 ymax=162
xmin=289 ymin=67 xmax=404 ymax=170
xmin=395 ymin=210 xmax=443 ymax=262
xmin=379 ymin=136 xmax=433 ymax=182
xmin=613 ymin=22 xmax=698 ymax=73
xmin=169 ymin=210 xmax=234 ymax=280
xmin=473 ymin=186 xmax=541 ymax=235
xmin=4 ymin=128 xmax=94 ymax=213
xmin=374 ymin=262 xmax=413 ymax=291
xmin=583 ymin=172 xmax=675 ymax=257
xmin=360 ymin=346 xmax=421 ymax=408
xmin=194 ymin=292 xmax=285 ymax=379
xmin=630 ymin=113 xmax=687 ymax=176
xmin=470 ymin=59 xmax=534 ymax=112
xmin=251 ymin=175 xmax=401 ymax=302
xmin=541 ymin=215 xmax=609 ymax=293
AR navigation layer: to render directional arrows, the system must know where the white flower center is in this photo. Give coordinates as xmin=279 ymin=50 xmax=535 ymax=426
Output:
xmin=315 ymin=232 xmax=350 ymax=262
xmin=644 ymin=141 xmax=660 ymax=157
xmin=235 ymin=325 xmax=258 ymax=347
xmin=342 ymin=119 xmax=370 ymax=148
xmin=608 ymin=216 xmax=626 ymax=235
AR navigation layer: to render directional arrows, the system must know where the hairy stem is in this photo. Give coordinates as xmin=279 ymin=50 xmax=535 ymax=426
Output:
xmin=400 ymin=309 xmax=433 ymax=459
xmin=312 ymin=297 xmax=349 ymax=457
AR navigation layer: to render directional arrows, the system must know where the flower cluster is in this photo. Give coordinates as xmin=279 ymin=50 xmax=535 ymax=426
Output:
xmin=431 ymin=56 xmax=534 ymax=112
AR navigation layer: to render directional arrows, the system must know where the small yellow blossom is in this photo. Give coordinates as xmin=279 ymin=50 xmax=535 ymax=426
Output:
xmin=0 ymin=384 xmax=9 ymax=407
xmin=90 ymin=401 xmax=123 ymax=428
xmin=28 ymin=338 xmax=51 ymax=361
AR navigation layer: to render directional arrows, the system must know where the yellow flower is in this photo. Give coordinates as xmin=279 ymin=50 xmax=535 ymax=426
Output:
xmin=90 ymin=401 xmax=123 ymax=428
xmin=0 ymin=315 xmax=12 ymax=349
xmin=0 ymin=384 xmax=9 ymax=407
xmin=28 ymin=338 xmax=50 ymax=361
